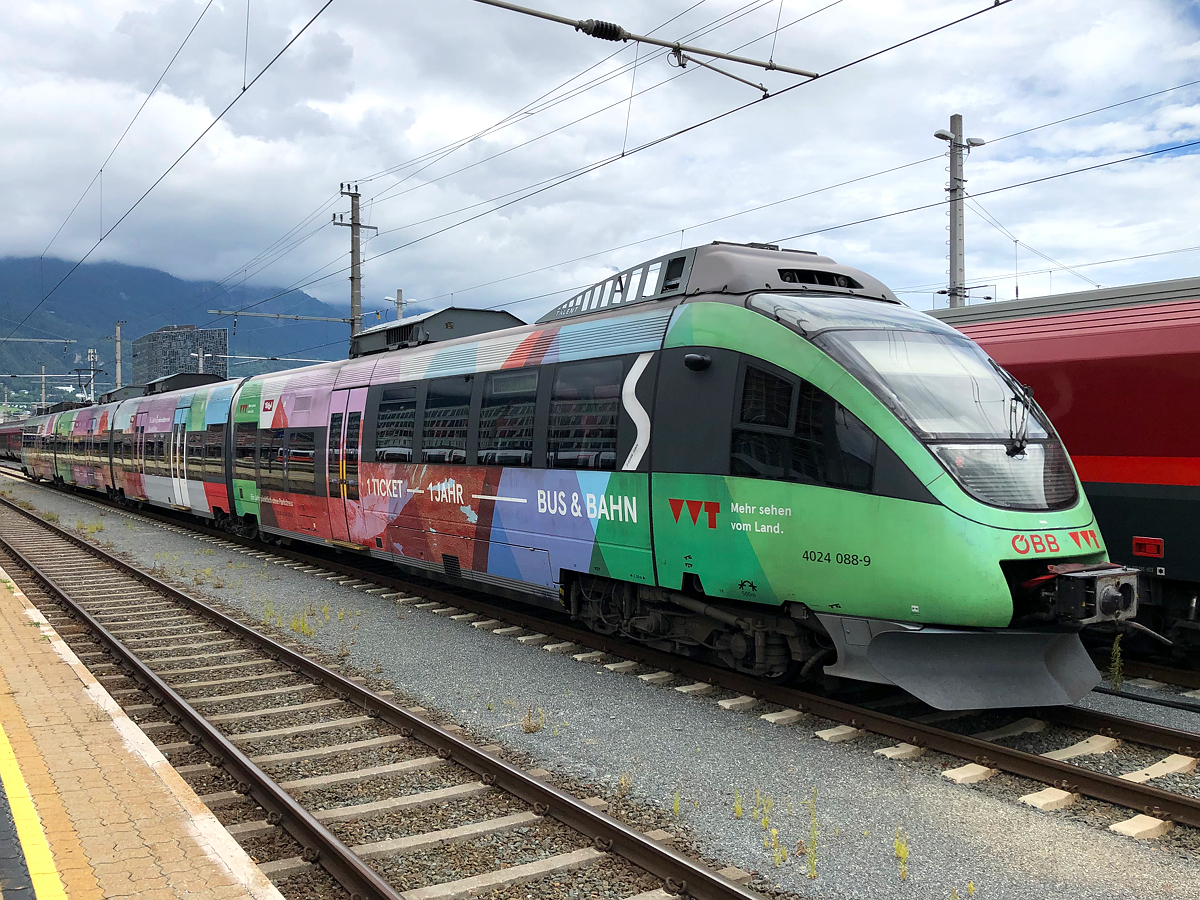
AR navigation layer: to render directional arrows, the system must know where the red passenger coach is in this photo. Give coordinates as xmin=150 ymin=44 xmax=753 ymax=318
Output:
xmin=932 ymin=276 xmax=1200 ymax=646
xmin=0 ymin=421 xmax=23 ymax=461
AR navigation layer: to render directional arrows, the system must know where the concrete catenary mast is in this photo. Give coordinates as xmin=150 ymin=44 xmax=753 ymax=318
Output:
xmin=335 ymin=183 xmax=378 ymax=337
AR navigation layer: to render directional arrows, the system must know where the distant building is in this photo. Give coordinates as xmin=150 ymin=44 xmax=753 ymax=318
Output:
xmin=131 ymin=325 xmax=228 ymax=384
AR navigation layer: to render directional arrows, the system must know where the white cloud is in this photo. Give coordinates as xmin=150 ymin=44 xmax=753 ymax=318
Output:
xmin=2 ymin=0 xmax=1200 ymax=350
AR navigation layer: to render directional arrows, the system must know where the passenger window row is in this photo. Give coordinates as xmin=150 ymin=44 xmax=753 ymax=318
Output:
xmin=369 ymin=357 xmax=626 ymax=471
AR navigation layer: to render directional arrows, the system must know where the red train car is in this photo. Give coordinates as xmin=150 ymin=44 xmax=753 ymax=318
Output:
xmin=0 ymin=421 xmax=22 ymax=462
xmin=932 ymin=276 xmax=1200 ymax=647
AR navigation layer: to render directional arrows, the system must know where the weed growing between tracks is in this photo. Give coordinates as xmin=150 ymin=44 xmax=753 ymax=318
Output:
xmin=805 ymin=788 xmax=818 ymax=879
xmin=520 ymin=707 xmax=546 ymax=733
xmin=894 ymin=826 xmax=910 ymax=881
xmin=1109 ymin=634 xmax=1125 ymax=690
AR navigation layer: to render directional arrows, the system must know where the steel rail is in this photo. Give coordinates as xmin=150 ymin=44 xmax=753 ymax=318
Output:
xmin=398 ymin=589 xmax=1200 ymax=827
xmin=70 ymin=491 xmax=1200 ymax=828
xmin=0 ymin=512 xmax=406 ymax=900
xmin=1091 ymin=685 xmax=1200 ymax=716
xmin=0 ymin=494 xmax=761 ymax=900
xmin=6 ymin=471 xmax=1200 ymax=827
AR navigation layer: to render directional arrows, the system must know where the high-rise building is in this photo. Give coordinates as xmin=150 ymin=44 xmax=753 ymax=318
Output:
xmin=130 ymin=325 xmax=228 ymax=385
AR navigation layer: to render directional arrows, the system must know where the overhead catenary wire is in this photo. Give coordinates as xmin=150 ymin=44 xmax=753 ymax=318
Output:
xmin=207 ymin=0 xmax=1014 ymax=329
xmin=419 ymin=73 xmax=1200 ymax=309
xmin=189 ymin=0 xmax=851 ymax=331
xmin=964 ymin=197 xmax=1099 ymax=289
xmin=363 ymin=0 xmax=848 ymax=209
xmin=5 ymin=0 xmax=338 ymax=345
xmin=468 ymin=0 xmax=818 ymax=77
xmin=356 ymin=0 xmax=769 ymax=192
xmin=362 ymin=0 xmax=781 ymax=207
xmin=38 ymin=0 xmax=216 ymax=262
xmin=151 ymin=0 xmax=752 ymax=334
xmin=772 ymin=136 xmax=1200 ymax=244
xmin=892 ymin=241 xmax=1200 ymax=297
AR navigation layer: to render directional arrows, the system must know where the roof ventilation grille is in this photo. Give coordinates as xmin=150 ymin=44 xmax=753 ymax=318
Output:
xmin=779 ymin=269 xmax=863 ymax=289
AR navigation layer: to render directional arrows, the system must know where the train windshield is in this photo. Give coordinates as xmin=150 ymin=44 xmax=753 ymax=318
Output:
xmin=815 ymin=329 xmax=1048 ymax=441
xmin=813 ymin=328 xmax=1077 ymax=511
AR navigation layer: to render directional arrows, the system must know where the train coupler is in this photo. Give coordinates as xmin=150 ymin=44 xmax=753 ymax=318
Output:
xmin=1047 ymin=563 xmax=1140 ymax=625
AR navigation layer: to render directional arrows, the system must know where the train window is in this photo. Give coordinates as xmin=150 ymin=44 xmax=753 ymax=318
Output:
xmin=625 ymin=268 xmax=644 ymax=300
xmin=186 ymin=432 xmax=204 ymax=478
xmin=153 ymin=437 xmax=167 ymax=476
xmin=663 ymin=256 xmax=687 ymax=292
xmin=285 ymin=430 xmax=317 ymax=496
xmin=205 ymin=423 xmax=225 ymax=480
xmin=375 ymin=386 xmax=416 ymax=463
xmin=739 ymin=367 xmax=794 ymax=430
xmin=479 ymin=370 xmax=537 ymax=467
xmin=345 ymin=412 xmax=361 ymax=501
xmin=548 ymin=359 xmax=621 ymax=470
xmin=422 ymin=377 xmax=472 ymax=464
xmin=732 ymin=362 xmax=876 ymax=490
xmin=234 ymin=422 xmax=257 ymax=481
xmin=642 ymin=262 xmax=662 ymax=297
xmin=259 ymin=428 xmax=286 ymax=491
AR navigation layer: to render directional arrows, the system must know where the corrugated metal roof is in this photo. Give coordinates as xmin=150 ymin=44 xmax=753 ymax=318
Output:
xmin=929 ymin=274 xmax=1200 ymax=326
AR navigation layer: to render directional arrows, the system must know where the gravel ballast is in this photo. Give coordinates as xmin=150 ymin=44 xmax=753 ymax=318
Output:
xmin=5 ymin=475 xmax=1200 ymax=900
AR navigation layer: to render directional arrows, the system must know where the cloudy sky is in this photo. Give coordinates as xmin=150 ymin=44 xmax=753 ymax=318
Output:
xmin=3 ymin=0 xmax=1200 ymax=352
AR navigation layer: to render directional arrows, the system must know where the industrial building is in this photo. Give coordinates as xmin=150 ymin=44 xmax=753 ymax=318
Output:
xmin=130 ymin=324 xmax=228 ymax=384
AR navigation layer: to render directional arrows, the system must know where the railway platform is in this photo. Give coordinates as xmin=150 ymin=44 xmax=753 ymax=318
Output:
xmin=0 ymin=561 xmax=281 ymax=900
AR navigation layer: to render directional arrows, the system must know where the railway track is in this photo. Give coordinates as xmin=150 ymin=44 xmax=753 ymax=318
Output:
xmin=2 ymin=472 xmax=1200 ymax=843
xmin=0 ymin=495 xmax=759 ymax=900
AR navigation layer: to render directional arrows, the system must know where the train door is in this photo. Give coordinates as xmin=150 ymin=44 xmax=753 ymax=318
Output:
xmin=85 ymin=428 xmax=96 ymax=487
xmin=326 ymin=388 xmax=367 ymax=545
xmin=169 ymin=408 xmax=190 ymax=508
xmin=134 ymin=412 xmax=148 ymax=485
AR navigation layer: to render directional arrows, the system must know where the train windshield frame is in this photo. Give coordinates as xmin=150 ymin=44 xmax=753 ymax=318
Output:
xmin=813 ymin=329 xmax=1050 ymax=442
xmin=750 ymin=292 xmax=1078 ymax=511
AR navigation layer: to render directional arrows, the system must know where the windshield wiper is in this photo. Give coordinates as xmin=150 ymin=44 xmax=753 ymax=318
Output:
xmin=990 ymin=360 xmax=1033 ymax=456
xmin=1007 ymin=393 xmax=1029 ymax=456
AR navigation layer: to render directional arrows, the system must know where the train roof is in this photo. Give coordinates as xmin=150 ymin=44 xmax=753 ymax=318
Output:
xmin=351 ymin=306 xmax=525 ymax=358
xmin=537 ymin=241 xmax=898 ymax=323
xmin=24 ymin=242 xmax=908 ymax=421
xmin=928 ymin=273 xmax=1200 ymax=326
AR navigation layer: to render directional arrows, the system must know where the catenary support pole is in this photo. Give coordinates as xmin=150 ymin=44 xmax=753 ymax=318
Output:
xmin=948 ymin=113 xmax=965 ymax=307
xmin=336 ymin=184 xmax=378 ymax=337
xmin=115 ymin=320 xmax=126 ymax=389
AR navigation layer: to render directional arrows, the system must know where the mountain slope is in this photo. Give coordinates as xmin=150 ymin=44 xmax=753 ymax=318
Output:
xmin=0 ymin=257 xmax=352 ymax=404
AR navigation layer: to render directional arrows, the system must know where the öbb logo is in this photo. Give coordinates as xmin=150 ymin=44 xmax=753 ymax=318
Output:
xmin=1011 ymin=533 xmax=1061 ymax=555
xmin=669 ymin=498 xmax=719 ymax=529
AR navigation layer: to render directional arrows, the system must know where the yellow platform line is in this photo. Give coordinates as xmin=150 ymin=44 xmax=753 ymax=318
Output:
xmin=0 ymin=721 xmax=67 ymax=900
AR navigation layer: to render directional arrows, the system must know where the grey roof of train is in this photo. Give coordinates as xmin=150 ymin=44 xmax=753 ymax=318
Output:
xmin=927 ymin=273 xmax=1200 ymax=325
xmin=357 ymin=305 xmax=524 ymax=336
xmin=538 ymin=242 xmax=900 ymax=324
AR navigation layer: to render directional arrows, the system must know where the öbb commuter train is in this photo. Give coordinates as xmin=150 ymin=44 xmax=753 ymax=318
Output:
xmin=13 ymin=243 xmax=1139 ymax=709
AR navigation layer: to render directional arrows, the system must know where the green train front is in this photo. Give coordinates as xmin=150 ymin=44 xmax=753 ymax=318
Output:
xmin=551 ymin=243 xmax=1137 ymax=710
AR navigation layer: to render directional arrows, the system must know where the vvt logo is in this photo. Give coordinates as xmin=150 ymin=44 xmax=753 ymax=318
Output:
xmin=668 ymin=498 xmax=720 ymax=529
xmin=1068 ymin=529 xmax=1099 ymax=549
